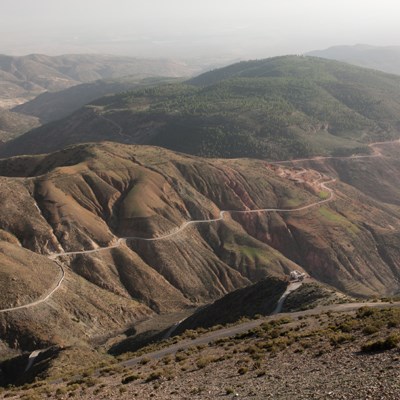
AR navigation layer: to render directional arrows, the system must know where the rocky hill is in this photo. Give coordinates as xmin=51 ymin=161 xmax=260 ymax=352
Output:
xmin=3 ymin=55 xmax=400 ymax=160
xmin=0 ymin=142 xmax=400 ymax=355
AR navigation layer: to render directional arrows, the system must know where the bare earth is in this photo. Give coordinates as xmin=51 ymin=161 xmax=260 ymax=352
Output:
xmin=74 ymin=345 xmax=399 ymax=400
xmin=2 ymin=304 xmax=400 ymax=399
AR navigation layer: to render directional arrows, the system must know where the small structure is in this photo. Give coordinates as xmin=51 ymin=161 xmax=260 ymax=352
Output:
xmin=289 ymin=270 xmax=306 ymax=282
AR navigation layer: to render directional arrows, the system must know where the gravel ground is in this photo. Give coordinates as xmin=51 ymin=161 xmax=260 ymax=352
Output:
xmin=2 ymin=309 xmax=400 ymax=399
xmin=56 ymin=345 xmax=400 ymax=400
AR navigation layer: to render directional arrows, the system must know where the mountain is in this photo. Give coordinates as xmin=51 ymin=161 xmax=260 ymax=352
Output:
xmin=12 ymin=76 xmax=180 ymax=124
xmin=0 ymin=109 xmax=39 ymax=141
xmin=1 ymin=141 xmax=400 ymax=354
xmin=0 ymin=53 xmax=199 ymax=109
xmin=3 ymin=55 xmax=400 ymax=160
xmin=308 ymin=44 xmax=400 ymax=75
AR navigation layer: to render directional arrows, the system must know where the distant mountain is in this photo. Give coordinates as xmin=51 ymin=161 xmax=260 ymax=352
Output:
xmin=0 ymin=109 xmax=39 ymax=141
xmin=0 ymin=53 xmax=199 ymax=109
xmin=3 ymin=55 xmax=400 ymax=160
xmin=307 ymin=44 xmax=400 ymax=75
xmin=13 ymin=76 xmax=180 ymax=123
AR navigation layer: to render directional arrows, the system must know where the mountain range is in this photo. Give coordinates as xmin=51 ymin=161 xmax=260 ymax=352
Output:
xmin=3 ymin=55 xmax=400 ymax=160
xmin=1 ymin=141 xmax=400 ymax=354
xmin=2 ymin=53 xmax=400 ymax=387
xmin=12 ymin=76 xmax=180 ymax=124
xmin=0 ymin=53 xmax=199 ymax=109
xmin=308 ymin=44 xmax=400 ymax=76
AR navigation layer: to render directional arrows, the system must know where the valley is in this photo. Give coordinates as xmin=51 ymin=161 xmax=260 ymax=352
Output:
xmin=2 ymin=0 xmax=400 ymax=397
xmin=0 ymin=138 xmax=400 ymax=382
xmin=1 ymin=52 xmax=400 ymax=396
xmin=0 ymin=54 xmax=203 ymax=146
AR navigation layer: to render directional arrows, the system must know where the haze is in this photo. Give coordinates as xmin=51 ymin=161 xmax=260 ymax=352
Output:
xmin=1 ymin=0 xmax=400 ymax=60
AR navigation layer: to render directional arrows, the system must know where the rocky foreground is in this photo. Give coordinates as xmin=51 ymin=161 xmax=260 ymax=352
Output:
xmin=2 ymin=305 xmax=399 ymax=399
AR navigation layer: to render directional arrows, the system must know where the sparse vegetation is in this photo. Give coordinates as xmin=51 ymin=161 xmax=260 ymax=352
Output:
xmin=3 ymin=305 xmax=400 ymax=399
xmin=121 ymin=374 xmax=140 ymax=384
xmin=361 ymin=334 xmax=400 ymax=352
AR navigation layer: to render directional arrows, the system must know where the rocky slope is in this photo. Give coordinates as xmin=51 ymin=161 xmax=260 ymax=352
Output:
xmin=3 ymin=305 xmax=400 ymax=399
xmin=0 ymin=142 xmax=400 ymax=354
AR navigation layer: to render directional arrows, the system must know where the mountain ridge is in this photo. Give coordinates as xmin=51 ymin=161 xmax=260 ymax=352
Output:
xmin=3 ymin=55 xmax=400 ymax=160
xmin=0 ymin=53 xmax=199 ymax=109
xmin=307 ymin=44 xmax=400 ymax=76
xmin=1 ymin=141 xmax=400 ymax=353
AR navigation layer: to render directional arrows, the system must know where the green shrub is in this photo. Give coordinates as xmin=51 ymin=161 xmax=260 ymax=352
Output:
xmin=145 ymin=370 xmax=163 ymax=382
xmin=387 ymin=320 xmax=398 ymax=328
xmin=121 ymin=374 xmax=140 ymax=384
xmin=238 ymin=367 xmax=248 ymax=375
xmin=356 ymin=307 xmax=375 ymax=318
xmin=196 ymin=356 xmax=213 ymax=369
xmin=362 ymin=324 xmax=380 ymax=335
xmin=329 ymin=333 xmax=354 ymax=346
xmin=361 ymin=335 xmax=400 ymax=352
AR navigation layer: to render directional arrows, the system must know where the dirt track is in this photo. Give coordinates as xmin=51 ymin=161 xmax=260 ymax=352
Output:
xmin=120 ymin=301 xmax=400 ymax=367
xmin=0 ymin=139 xmax=397 ymax=313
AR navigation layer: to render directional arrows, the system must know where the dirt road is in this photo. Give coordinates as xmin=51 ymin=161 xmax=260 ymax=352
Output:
xmin=121 ymin=301 xmax=400 ymax=368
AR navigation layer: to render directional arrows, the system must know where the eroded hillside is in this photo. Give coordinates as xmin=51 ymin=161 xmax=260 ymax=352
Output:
xmin=0 ymin=142 xmax=400 ymax=353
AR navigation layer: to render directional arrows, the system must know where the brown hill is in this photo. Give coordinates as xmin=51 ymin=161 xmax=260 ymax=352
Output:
xmin=173 ymin=277 xmax=288 ymax=334
xmin=0 ymin=142 xmax=400 ymax=354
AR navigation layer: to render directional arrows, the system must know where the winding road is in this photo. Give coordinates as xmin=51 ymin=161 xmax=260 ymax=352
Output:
xmin=0 ymin=127 xmax=396 ymax=314
xmin=0 ymin=170 xmax=335 ymax=313
xmin=0 ymin=261 xmax=65 ymax=314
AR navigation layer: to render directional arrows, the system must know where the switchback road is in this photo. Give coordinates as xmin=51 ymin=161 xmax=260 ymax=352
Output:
xmin=0 ymin=137 xmax=397 ymax=313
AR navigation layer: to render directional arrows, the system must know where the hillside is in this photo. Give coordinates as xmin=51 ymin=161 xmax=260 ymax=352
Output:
xmin=308 ymin=44 xmax=400 ymax=75
xmin=13 ymin=77 xmax=180 ymax=124
xmin=173 ymin=277 xmax=288 ymax=334
xmin=1 ymin=142 xmax=400 ymax=356
xmin=3 ymin=305 xmax=400 ymax=398
xmin=0 ymin=53 xmax=198 ymax=109
xmin=0 ymin=109 xmax=39 ymax=141
xmin=173 ymin=279 xmax=351 ymax=336
xmin=3 ymin=56 xmax=400 ymax=159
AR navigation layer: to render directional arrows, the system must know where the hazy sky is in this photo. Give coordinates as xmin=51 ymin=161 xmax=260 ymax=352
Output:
xmin=1 ymin=0 xmax=400 ymax=60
